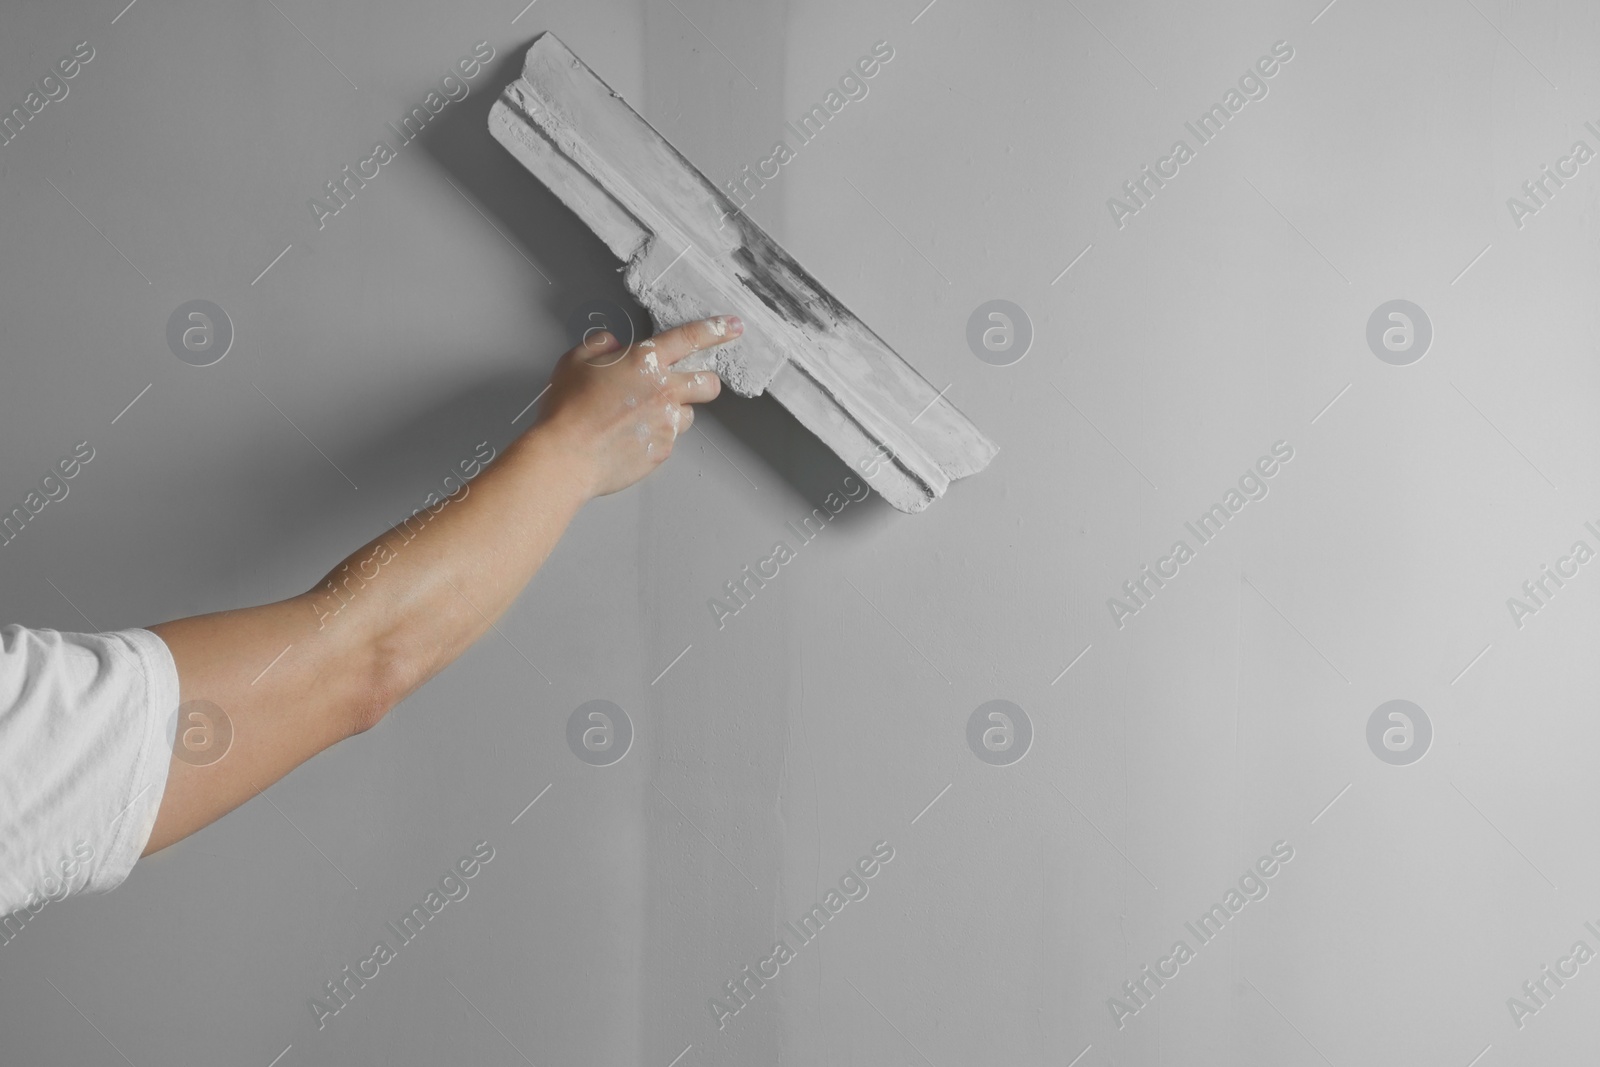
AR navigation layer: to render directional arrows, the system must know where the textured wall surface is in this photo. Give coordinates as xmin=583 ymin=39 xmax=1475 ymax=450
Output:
xmin=2 ymin=0 xmax=1598 ymax=1064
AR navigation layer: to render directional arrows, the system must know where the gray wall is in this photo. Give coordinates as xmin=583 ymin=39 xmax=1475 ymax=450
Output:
xmin=3 ymin=0 xmax=1598 ymax=1064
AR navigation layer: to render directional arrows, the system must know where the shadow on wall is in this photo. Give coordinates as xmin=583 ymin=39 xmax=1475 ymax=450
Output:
xmin=17 ymin=34 xmax=888 ymax=633
xmin=413 ymin=38 xmax=882 ymax=524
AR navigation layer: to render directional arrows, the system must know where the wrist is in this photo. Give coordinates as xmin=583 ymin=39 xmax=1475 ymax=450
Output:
xmin=511 ymin=422 xmax=598 ymax=509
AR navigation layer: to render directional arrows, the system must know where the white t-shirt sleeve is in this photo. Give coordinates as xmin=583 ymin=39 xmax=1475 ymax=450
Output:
xmin=0 ymin=625 xmax=179 ymax=917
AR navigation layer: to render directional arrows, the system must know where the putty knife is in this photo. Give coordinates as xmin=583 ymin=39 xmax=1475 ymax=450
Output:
xmin=489 ymin=32 xmax=997 ymax=512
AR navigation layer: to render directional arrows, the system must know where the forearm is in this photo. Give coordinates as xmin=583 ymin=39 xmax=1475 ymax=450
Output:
xmin=143 ymin=315 xmax=734 ymax=855
xmin=144 ymin=425 xmax=589 ymax=854
xmin=307 ymin=424 xmax=590 ymax=715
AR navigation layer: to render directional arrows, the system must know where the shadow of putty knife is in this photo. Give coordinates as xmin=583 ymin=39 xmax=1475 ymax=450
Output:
xmin=489 ymin=32 xmax=997 ymax=513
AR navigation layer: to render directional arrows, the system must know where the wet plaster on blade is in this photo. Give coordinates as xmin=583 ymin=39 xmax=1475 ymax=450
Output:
xmin=489 ymin=33 xmax=998 ymax=511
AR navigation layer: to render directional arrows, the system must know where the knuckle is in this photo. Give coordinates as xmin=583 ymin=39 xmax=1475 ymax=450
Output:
xmin=684 ymin=371 xmax=714 ymax=399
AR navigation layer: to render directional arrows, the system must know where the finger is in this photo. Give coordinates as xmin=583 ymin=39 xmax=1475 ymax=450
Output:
xmin=645 ymin=315 xmax=743 ymax=367
xmin=665 ymin=368 xmax=722 ymax=405
xmin=672 ymin=403 xmax=697 ymax=441
xmin=652 ymin=399 xmax=693 ymax=444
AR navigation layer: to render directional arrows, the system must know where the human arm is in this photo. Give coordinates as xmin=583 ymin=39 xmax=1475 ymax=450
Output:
xmin=141 ymin=315 xmax=739 ymax=854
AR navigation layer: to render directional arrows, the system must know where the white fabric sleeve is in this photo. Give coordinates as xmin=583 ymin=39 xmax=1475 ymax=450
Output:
xmin=0 ymin=625 xmax=180 ymax=918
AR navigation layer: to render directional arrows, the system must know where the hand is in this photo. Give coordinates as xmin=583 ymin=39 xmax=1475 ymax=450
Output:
xmin=531 ymin=314 xmax=741 ymax=500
